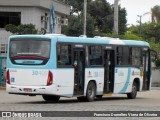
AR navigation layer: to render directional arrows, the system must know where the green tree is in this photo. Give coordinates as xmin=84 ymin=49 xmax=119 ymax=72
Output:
xmin=62 ymin=15 xmax=83 ymax=36
xmin=64 ymin=0 xmax=127 ymax=36
xmin=121 ymin=32 xmax=142 ymax=40
xmin=67 ymin=0 xmax=83 ymax=14
xmin=151 ymin=5 xmax=160 ymax=23
xmin=5 ymin=24 xmax=18 ymax=34
xmin=118 ymin=7 xmax=127 ymax=35
xmin=88 ymin=0 xmax=113 ymax=33
xmin=88 ymin=0 xmax=127 ymax=35
xmin=142 ymin=22 xmax=160 ymax=42
xmin=62 ymin=14 xmax=95 ymax=37
xmin=128 ymin=25 xmax=139 ymax=35
xmin=5 ymin=24 xmax=37 ymax=34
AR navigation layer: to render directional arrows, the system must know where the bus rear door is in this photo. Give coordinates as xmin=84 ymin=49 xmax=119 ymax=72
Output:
xmin=142 ymin=50 xmax=151 ymax=90
xmin=73 ymin=48 xmax=85 ymax=95
xmin=104 ymin=50 xmax=115 ymax=93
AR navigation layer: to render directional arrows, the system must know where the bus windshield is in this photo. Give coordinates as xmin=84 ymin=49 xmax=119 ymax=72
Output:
xmin=10 ymin=38 xmax=51 ymax=65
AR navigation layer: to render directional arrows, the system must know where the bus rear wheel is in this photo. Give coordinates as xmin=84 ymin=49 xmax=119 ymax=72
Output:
xmin=42 ymin=95 xmax=60 ymax=102
xmin=127 ymin=82 xmax=137 ymax=99
xmin=85 ymin=81 xmax=96 ymax=102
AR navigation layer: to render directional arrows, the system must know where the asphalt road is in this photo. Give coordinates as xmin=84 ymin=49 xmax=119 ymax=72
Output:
xmin=0 ymin=88 xmax=160 ymax=120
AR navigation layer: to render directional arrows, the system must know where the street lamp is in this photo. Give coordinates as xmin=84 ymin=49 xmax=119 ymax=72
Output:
xmin=137 ymin=12 xmax=151 ymax=35
xmin=137 ymin=15 xmax=142 ymax=34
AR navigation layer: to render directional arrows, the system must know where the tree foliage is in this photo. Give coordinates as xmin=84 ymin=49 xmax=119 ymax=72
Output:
xmin=67 ymin=0 xmax=83 ymax=14
xmin=141 ymin=23 xmax=160 ymax=43
xmin=62 ymin=14 xmax=95 ymax=37
xmin=88 ymin=0 xmax=113 ymax=33
xmin=63 ymin=0 xmax=127 ymax=36
xmin=121 ymin=32 xmax=142 ymax=40
xmin=5 ymin=24 xmax=37 ymax=34
xmin=5 ymin=24 xmax=18 ymax=34
xmin=118 ymin=7 xmax=127 ymax=35
xmin=128 ymin=25 xmax=139 ymax=35
xmin=151 ymin=5 xmax=160 ymax=23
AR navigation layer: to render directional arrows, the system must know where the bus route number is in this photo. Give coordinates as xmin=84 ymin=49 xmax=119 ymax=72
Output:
xmin=32 ymin=70 xmax=48 ymax=76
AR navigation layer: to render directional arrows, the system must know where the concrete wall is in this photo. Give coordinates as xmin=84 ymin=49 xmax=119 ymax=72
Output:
xmin=0 ymin=5 xmax=66 ymax=43
xmin=0 ymin=0 xmax=70 ymax=42
xmin=0 ymin=0 xmax=70 ymax=15
xmin=0 ymin=6 xmax=62 ymax=32
xmin=152 ymin=69 xmax=160 ymax=87
xmin=0 ymin=30 xmax=12 ymax=44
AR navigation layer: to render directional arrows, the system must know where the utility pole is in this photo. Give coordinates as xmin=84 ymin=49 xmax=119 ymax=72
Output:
xmin=113 ymin=0 xmax=119 ymax=35
xmin=137 ymin=12 xmax=151 ymax=35
xmin=137 ymin=15 xmax=142 ymax=35
xmin=84 ymin=0 xmax=87 ymax=35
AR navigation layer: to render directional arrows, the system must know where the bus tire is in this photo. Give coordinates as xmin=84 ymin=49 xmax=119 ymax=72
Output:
xmin=85 ymin=81 xmax=96 ymax=102
xmin=127 ymin=82 xmax=137 ymax=99
xmin=42 ymin=95 xmax=60 ymax=102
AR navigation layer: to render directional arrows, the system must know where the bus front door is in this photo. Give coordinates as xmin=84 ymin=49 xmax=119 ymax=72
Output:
xmin=73 ymin=49 xmax=85 ymax=95
xmin=104 ymin=50 xmax=115 ymax=93
xmin=142 ymin=51 xmax=151 ymax=90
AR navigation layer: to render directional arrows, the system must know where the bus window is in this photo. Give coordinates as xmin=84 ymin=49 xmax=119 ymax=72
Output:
xmin=116 ymin=47 xmax=122 ymax=65
xmin=57 ymin=44 xmax=72 ymax=66
xmin=89 ymin=45 xmax=102 ymax=66
xmin=122 ymin=47 xmax=130 ymax=65
xmin=131 ymin=47 xmax=142 ymax=66
xmin=116 ymin=47 xmax=130 ymax=66
xmin=10 ymin=38 xmax=51 ymax=65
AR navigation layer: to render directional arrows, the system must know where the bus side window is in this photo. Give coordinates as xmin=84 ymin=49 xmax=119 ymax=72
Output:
xmin=89 ymin=45 xmax=102 ymax=66
xmin=57 ymin=44 xmax=72 ymax=66
xmin=122 ymin=47 xmax=129 ymax=65
xmin=131 ymin=47 xmax=142 ymax=66
xmin=116 ymin=47 xmax=130 ymax=66
xmin=116 ymin=47 xmax=122 ymax=65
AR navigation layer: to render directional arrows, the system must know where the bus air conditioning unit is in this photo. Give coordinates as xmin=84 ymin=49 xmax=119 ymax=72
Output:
xmin=61 ymin=18 xmax=68 ymax=26
xmin=57 ymin=17 xmax=61 ymax=25
xmin=41 ymin=16 xmax=48 ymax=22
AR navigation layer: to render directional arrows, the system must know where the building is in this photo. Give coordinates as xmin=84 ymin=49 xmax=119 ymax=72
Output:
xmin=0 ymin=0 xmax=70 ymax=52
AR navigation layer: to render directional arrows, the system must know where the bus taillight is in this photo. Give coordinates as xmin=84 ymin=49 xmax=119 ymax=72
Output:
xmin=6 ymin=70 xmax=10 ymax=84
xmin=47 ymin=71 xmax=53 ymax=86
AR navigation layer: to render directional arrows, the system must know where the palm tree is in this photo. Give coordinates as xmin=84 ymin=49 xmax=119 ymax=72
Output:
xmin=151 ymin=5 xmax=160 ymax=23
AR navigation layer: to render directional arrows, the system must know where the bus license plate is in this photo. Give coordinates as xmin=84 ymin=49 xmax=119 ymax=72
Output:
xmin=24 ymin=88 xmax=32 ymax=92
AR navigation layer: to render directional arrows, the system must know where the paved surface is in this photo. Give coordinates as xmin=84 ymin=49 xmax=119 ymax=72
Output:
xmin=0 ymin=88 xmax=160 ymax=120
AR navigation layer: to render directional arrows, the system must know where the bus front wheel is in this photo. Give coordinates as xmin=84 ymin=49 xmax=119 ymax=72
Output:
xmin=42 ymin=95 xmax=60 ymax=102
xmin=127 ymin=82 xmax=137 ymax=99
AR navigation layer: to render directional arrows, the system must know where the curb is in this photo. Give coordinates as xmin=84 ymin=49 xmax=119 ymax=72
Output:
xmin=0 ymin=85 xmax=6 ymax=90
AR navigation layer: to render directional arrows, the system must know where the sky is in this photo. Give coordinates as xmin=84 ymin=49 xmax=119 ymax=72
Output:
xmin=106 ymin=0 xmax=160 ymax=26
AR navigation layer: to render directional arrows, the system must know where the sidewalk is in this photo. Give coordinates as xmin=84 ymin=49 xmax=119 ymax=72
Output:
xmin=151 ymin=87 xmax=160 ymax=90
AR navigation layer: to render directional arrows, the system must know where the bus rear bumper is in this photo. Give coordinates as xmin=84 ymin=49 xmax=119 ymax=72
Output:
xmin=6 ymin=84 xmax=58 ymax=96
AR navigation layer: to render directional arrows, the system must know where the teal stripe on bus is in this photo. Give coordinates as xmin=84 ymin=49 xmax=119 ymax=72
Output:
xmin=119 ymin=67 xmax=131 ymax=93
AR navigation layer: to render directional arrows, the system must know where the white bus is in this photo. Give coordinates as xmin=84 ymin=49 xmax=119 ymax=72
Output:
xmin=6 ymin=35 xmax=152 ymax=102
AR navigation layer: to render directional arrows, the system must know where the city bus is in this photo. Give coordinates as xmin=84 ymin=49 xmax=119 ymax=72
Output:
xmin=6 ymin=35 xmax=152 ymax=102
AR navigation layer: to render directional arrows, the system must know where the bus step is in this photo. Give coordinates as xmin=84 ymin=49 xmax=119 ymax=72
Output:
xmin=103 ymin=94 xmax=112 ymax=96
